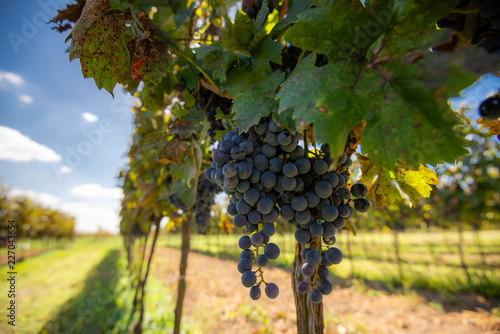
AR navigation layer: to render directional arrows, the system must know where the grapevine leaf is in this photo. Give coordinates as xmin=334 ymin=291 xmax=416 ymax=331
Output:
xmin=222 ymin=36 xmax=282 ymax=96
xmin=356 ymin=153 xmax=379 ymax=184
xmin=379 ymin=0 xmax=461 ymax=58
xmin=173 ymin=180 xmax=196 ymax=207
xmin=140 ymin=132 xmax=167 ymax=150
xmin=271 ymin=0 xmax=313 ymax=39
xmin=197 ymin=45 xmax=239 ymax=81
xmin=273 ymin=108 xmax=296 ymax=133
xmin=283 ymin=0 xmax=393 ymax=60
xmin=50 ymin=0 xmax=85 ymax=29
xmin=360 ymin=63 xmax=468 ymax=170
xmin=369 ymin=166 xmax=401 ymax=208
xmin=277 ymin=61 xmax=366 ymax=160
xmin=142 ymin=34 xmax=173 ymax=86
xmin=254 ymin=1 xmax=269 ymax=31
xmin=222 ymin=11 xmax=255 ymax=57
xmin=167 ymin=109 xmax=205 ymax=139
xmin=232 ymin=71 xmax=285 ymax=133
xmin=157 ymin=137 xmax=190 ymax=166
xmin=67 ymin=0 xmax=111 ymax=59
xmin=76 ymin=9 xmax=131 ymax=95
xmin=396 ymin=163 xmax=438 ymax=205
xmin=170 ymin=155 xmax=197 ymax=185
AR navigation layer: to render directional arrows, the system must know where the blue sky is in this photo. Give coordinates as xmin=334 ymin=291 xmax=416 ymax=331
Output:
xmin=0 ymin=0 xmax=135 ymax=233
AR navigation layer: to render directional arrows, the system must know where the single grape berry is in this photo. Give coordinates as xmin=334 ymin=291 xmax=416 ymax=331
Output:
xmin=250 ymin=285 xmax=261 ymax=300
xmin=479 ymin=96 xmax=500 ymax=120
xmin=351 ymin=183 xmax=368 ymax=198
xmin=297 ymin=281 xmax=310 ymax=294
xmin=265 ymin=283 xmax=279 ymax=299
xmin=241 ymin=270 xmax=257 ymax=287
xmin=354 ymin=198 xmax=370 ymax=212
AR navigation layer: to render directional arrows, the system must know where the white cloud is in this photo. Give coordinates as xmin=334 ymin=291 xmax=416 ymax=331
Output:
xmin=82 ymin=112 xmax=99 ymax=122
xmin=0 ymin=126 xmax=62 ymax=162
xmin=0 ymin=70 xmax=23 ymax=89
xmin=9 ymin=188 xmax=61 ymax=208
xmin=60 ymin=165 xmax=73 ymax=174
xmin=70 ymin=183 xmax=122 ymax=199
xmin=19 ymin=94 xmax=33 ymax=104
xmin=60 ymin=202 xmax=120 ymax=234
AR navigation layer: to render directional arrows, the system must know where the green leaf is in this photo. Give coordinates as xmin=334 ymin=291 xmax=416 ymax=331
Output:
xmin=232 ymin=71 xmax=285 ymax=133
xmin=277 ymin=61 xmax=366 ymax=159
xmin=271 ymin=0 xmax=313 ymax=39
xmin=173 ymin=180 xmax=196 ymax=207
xmin=360 ymin=62 xmax=468 ymax=170
xmin=222 ymin=35 xmax=282 ymax=97
xmin=76 ymin=10 xmax=131 ymax=95
xmin=167 ymin=109 xmax=205 ymax=139
xmin=222 ymin=11 xmax=255 ymax=57
xmin=283 ymin=0 xmax=393 ymax=60
xmin=170 ymin=155 xmax=197 ymax=185
xmin=379 ymin=0 xmax=460 ymax=58
xmin=396 ymin=163 xmax=438 ymax=205
xmin=197 ymin=45 xmax=239 ymax=81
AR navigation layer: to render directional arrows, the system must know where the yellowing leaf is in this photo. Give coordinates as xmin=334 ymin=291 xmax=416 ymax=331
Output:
xmin=396 ymin=163 xmax=438 ymax=205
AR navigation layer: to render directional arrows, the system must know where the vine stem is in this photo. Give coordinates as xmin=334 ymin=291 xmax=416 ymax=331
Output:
xmin=175 ymin=49 xmax=221 ymax=93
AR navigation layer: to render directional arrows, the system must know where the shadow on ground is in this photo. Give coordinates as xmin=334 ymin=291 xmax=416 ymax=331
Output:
xmin=40 ymin=249 xmax=133 ymax=334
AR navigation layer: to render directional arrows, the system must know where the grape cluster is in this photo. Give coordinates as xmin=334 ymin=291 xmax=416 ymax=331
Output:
xmin=194 ymin=88 xmax=232 ymax=138
xmin=169 ymin=193 xmax=188 ymax=211
xmin=438 ymin=0 xmax=500 ymax=53
xmin=242 ymin=0 xmax=276 ymax=19
xmin=205 ymin=117 xmax=371 ymax=302
xmin=194 ymin=175 xmax=220 ymax=235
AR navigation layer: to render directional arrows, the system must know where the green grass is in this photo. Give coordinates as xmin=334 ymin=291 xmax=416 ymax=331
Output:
xmin=163 ymin=230 xmax=500 ymax=299
xmin=0 ymin=237 xmax=194 ymax=334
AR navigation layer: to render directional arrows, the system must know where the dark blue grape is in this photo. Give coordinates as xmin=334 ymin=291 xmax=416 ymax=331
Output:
xmin=291 ymin=196 xmax=308 ymax=212
xmin=322 ymin=205 xmax=339 ymax=222
xmin=238 ymin=235 xmax=252 ymax=250
xmin=241 ymin=270 xmax=257 ymax=287
xmin=263 ymin=209 xmax=279 ymax=224
xmin=240 ymin=249 xmax=254 ymax=260
xmin=248 ymin=210 xmax=262 ymax=225
xmin=315 ymin=181 xmax=333 ymax=198
xmin=351 ymin=183 xmax=368 ymax=198
xmin=322 ymin=172 xmax=339 ymax=187
xmin=278 ymin=131 xmax=292 ymax=146
xmin=310 ymin=289 xmax=323 ymax=304
xmin=354 ymin=198 xmax=370 ymax=212
xmin=236 ymin=200 xmax=252 ymax=215
xmin=213 ymin=150 xmax=229 ymax=165
xmin=254 ymin=154 xmax=269 ymax=171
xmin=317 ymin=265 xmax=330 ymax=279
xmin=323 ymin=221 xmax=336 ymax=238
xmin=325 ymin=247 xmax=343 ymax=265
xmin=261 ymin=171 xmax=277 ymax=188
xmin=295 ymin=209 xmax=311 ymax=225
xmin=236 ymin=179 xmax=250 ymax=193
xmin=295 ymin=158 xmax=311 ymax=174
xmin=305 ymin=249 xmax=322 ymax=266
xmin=309 ymin=223 xmax=324 ymax=237
xmin=250 ymin=285 xmax=261 ymax=300
xmin=265 ymin=283 xmax=279 ymax=299
xmin=280 ymin=205 xmax=295 ymax=220
xmin=338 ymin=205 xmax=350 ymax=218
xmin=300 ymin=262 xmax=315 ymax=276
xmin=261 ymin=223 xmax=275 ymax=236
xmin=249 ymin=169 xmax=262 ymax=184
xmin=233 ymin=214 xmax=247 ymax=227
xmin=257 ymin=254 xmax=270 ymax=267
xmin=257 ymin=197 xmax=274 ymax=214
xmin=317 ymin=279 xmax=333 ymax=295
xmin=297 ymin=281 xmax=310 ymax=294
xmin=236 ymin=162 xmax=252 ymax=179
xmin=313 ymin=160 xmax=328 ymax=175
xmin=251 ymin=232 xmax=264 ymax=246
xmin=264 ymin=243 xmax=280 ymax=260
xmin=266 ymin=132 xmax=279 ymax=146
xmin=305 ymin=191 xmax=320 ymax=208
xmin=333 ymin=217 xmax=345 ymax=229
xmin=238 ymin=258 xmax=252 ymax=273
xmin=283 ymin=163 xmax=298 ymax=177
xmin=244 ymin=187 xmax=260 ymax=205
xmin=295 ymin=228 xmax=311 ymax=243
xmin=282 ymin=177 xmax=297 ymax=191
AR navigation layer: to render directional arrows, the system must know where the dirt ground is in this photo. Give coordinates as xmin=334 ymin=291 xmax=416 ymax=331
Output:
xmin=152 ymin=246 xmax=500 ymax=334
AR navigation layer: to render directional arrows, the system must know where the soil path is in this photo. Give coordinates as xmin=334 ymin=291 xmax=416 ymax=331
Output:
xmin=152 ymin=246 xmax=500 ymax=334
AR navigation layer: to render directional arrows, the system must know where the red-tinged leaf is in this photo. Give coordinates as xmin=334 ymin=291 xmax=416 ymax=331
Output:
xmin=131 ymin=58 xmax=145 ymax=81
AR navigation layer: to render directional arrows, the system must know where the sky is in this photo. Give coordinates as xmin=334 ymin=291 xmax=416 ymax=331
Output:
xmin=0 ymin=1 xmax=135 ymax=234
